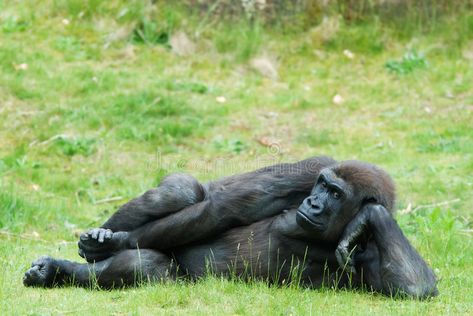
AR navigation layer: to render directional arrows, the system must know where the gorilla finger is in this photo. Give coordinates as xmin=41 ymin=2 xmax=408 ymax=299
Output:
xmin=23 ymin=269 xmax=36 ymax=286
xmin=91 ymin=228 xmax=99 ymax=240
xmin=335 ymin=247 xmax=349 ymax=269
xmin=104 ymin=229 xmax=113 ymax=240
xmin=336 ymin=241 xmax=350 ymax=260
xmin=340 ymin=256 xmax=355 ymax=274
xmin=31 ymin=256 xmax=48 ymax=267
xmin=29 ymin=264 xmax=40 ymax=272
xmin=344 ymin=250 xmax=358 ymax=274
xmin=80 ymin=233 xmax=89 ymax=241
xmin=78 ymin=247 xmax=85 ymax=258
xmin=335 ymin=249 xmax=344 ymax=268
xmin=98 ymin=230 xmax=106 ymax=243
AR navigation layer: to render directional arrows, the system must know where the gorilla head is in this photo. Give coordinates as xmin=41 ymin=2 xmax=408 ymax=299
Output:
xmin=296 ymin=160 xmax=396 ymax=242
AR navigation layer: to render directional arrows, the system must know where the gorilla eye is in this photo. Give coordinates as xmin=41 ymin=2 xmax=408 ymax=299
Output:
xmin=333 ymin=191 xmax=341 ymax=199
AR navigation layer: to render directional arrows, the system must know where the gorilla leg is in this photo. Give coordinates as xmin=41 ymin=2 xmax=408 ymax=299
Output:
xmin=79 ymin=157 xmax=334 ymax=260
xmin=102 ymin=173 xmax=205 ymax=231
xmin=24 ymin=250 xmax=176 ymax=288
xmin=79 ymin=173 xmax=205 ymax=261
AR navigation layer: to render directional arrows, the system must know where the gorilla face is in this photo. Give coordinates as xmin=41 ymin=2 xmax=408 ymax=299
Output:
xmin=296 ymin=168 xmax=358 ymax=242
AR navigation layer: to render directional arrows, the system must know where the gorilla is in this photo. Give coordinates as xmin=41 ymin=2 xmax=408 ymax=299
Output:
xmin=23 ymin=156 xmax=438 ymax=298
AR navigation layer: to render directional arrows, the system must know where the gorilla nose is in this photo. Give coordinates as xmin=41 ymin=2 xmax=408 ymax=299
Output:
xmin=305 ymin=197 xmax=323 ymax=214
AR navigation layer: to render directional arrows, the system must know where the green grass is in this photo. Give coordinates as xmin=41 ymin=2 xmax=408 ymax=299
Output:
xmin=0 ymin=1 xmax=472 ymax=314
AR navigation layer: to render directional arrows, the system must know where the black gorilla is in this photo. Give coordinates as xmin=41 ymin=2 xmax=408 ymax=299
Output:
xmin=23 ymin=156 xmax=438 ymax=298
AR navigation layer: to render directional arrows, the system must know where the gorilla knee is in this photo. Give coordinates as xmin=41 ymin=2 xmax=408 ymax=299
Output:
xmin=157 ymin=173 xmax=205 ymax=207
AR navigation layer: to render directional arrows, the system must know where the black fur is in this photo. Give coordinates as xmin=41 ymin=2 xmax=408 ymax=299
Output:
xmin=24 ymin=156 xmax=438 ymax=298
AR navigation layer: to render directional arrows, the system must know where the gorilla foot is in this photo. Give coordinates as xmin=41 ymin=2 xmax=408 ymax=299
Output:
xmin=23 ymin=256 xmax=64 ymax=287
xmin=78 ymin=229 xmax=130 ymax=263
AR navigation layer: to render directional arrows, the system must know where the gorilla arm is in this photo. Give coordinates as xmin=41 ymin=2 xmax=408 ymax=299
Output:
xmin=79 ymin=157 xmax=335 ymax=261
xmin=335 ymin=204 xmax=438 ymax=299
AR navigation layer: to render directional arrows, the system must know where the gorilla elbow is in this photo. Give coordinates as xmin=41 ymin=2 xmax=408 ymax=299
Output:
xmin=411 ymin=269 xmax=439 ymax=299
xmin=384 ymin=273 xmax=439 ymax=299
xmin=403 ymin=282 xmax=439 ymax=300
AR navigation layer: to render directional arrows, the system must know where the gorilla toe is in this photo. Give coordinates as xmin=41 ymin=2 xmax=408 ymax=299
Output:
xmin=78 ymin=231 xmax=130 ymax=263
xmin=23 ymin=256 xmax=61 ymax=287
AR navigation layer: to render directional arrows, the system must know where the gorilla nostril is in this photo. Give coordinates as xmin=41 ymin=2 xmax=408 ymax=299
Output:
xmin=309 ymin=198 xmax=319 ymax=208
xmin=305 ymin=197 xmax=323 ymax=214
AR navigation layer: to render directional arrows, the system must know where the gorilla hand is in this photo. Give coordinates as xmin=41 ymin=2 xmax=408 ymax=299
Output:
xmin=78 ymin=228 xmax=130 ymax=263
xmin=335 ymin=204 xmax=373 ymax=274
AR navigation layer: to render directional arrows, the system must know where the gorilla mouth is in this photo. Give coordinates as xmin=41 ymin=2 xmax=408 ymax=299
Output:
xmin=296 ymin=210 xmax=325 ymax=230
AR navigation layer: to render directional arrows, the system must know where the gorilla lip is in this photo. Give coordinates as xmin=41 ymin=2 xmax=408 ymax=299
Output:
xmin=296 ymin=210 xmax=325 ymax=229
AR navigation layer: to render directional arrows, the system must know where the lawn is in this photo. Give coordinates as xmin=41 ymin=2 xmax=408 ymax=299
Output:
xmin=0 ymin=1 xmax=472 ymax=315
